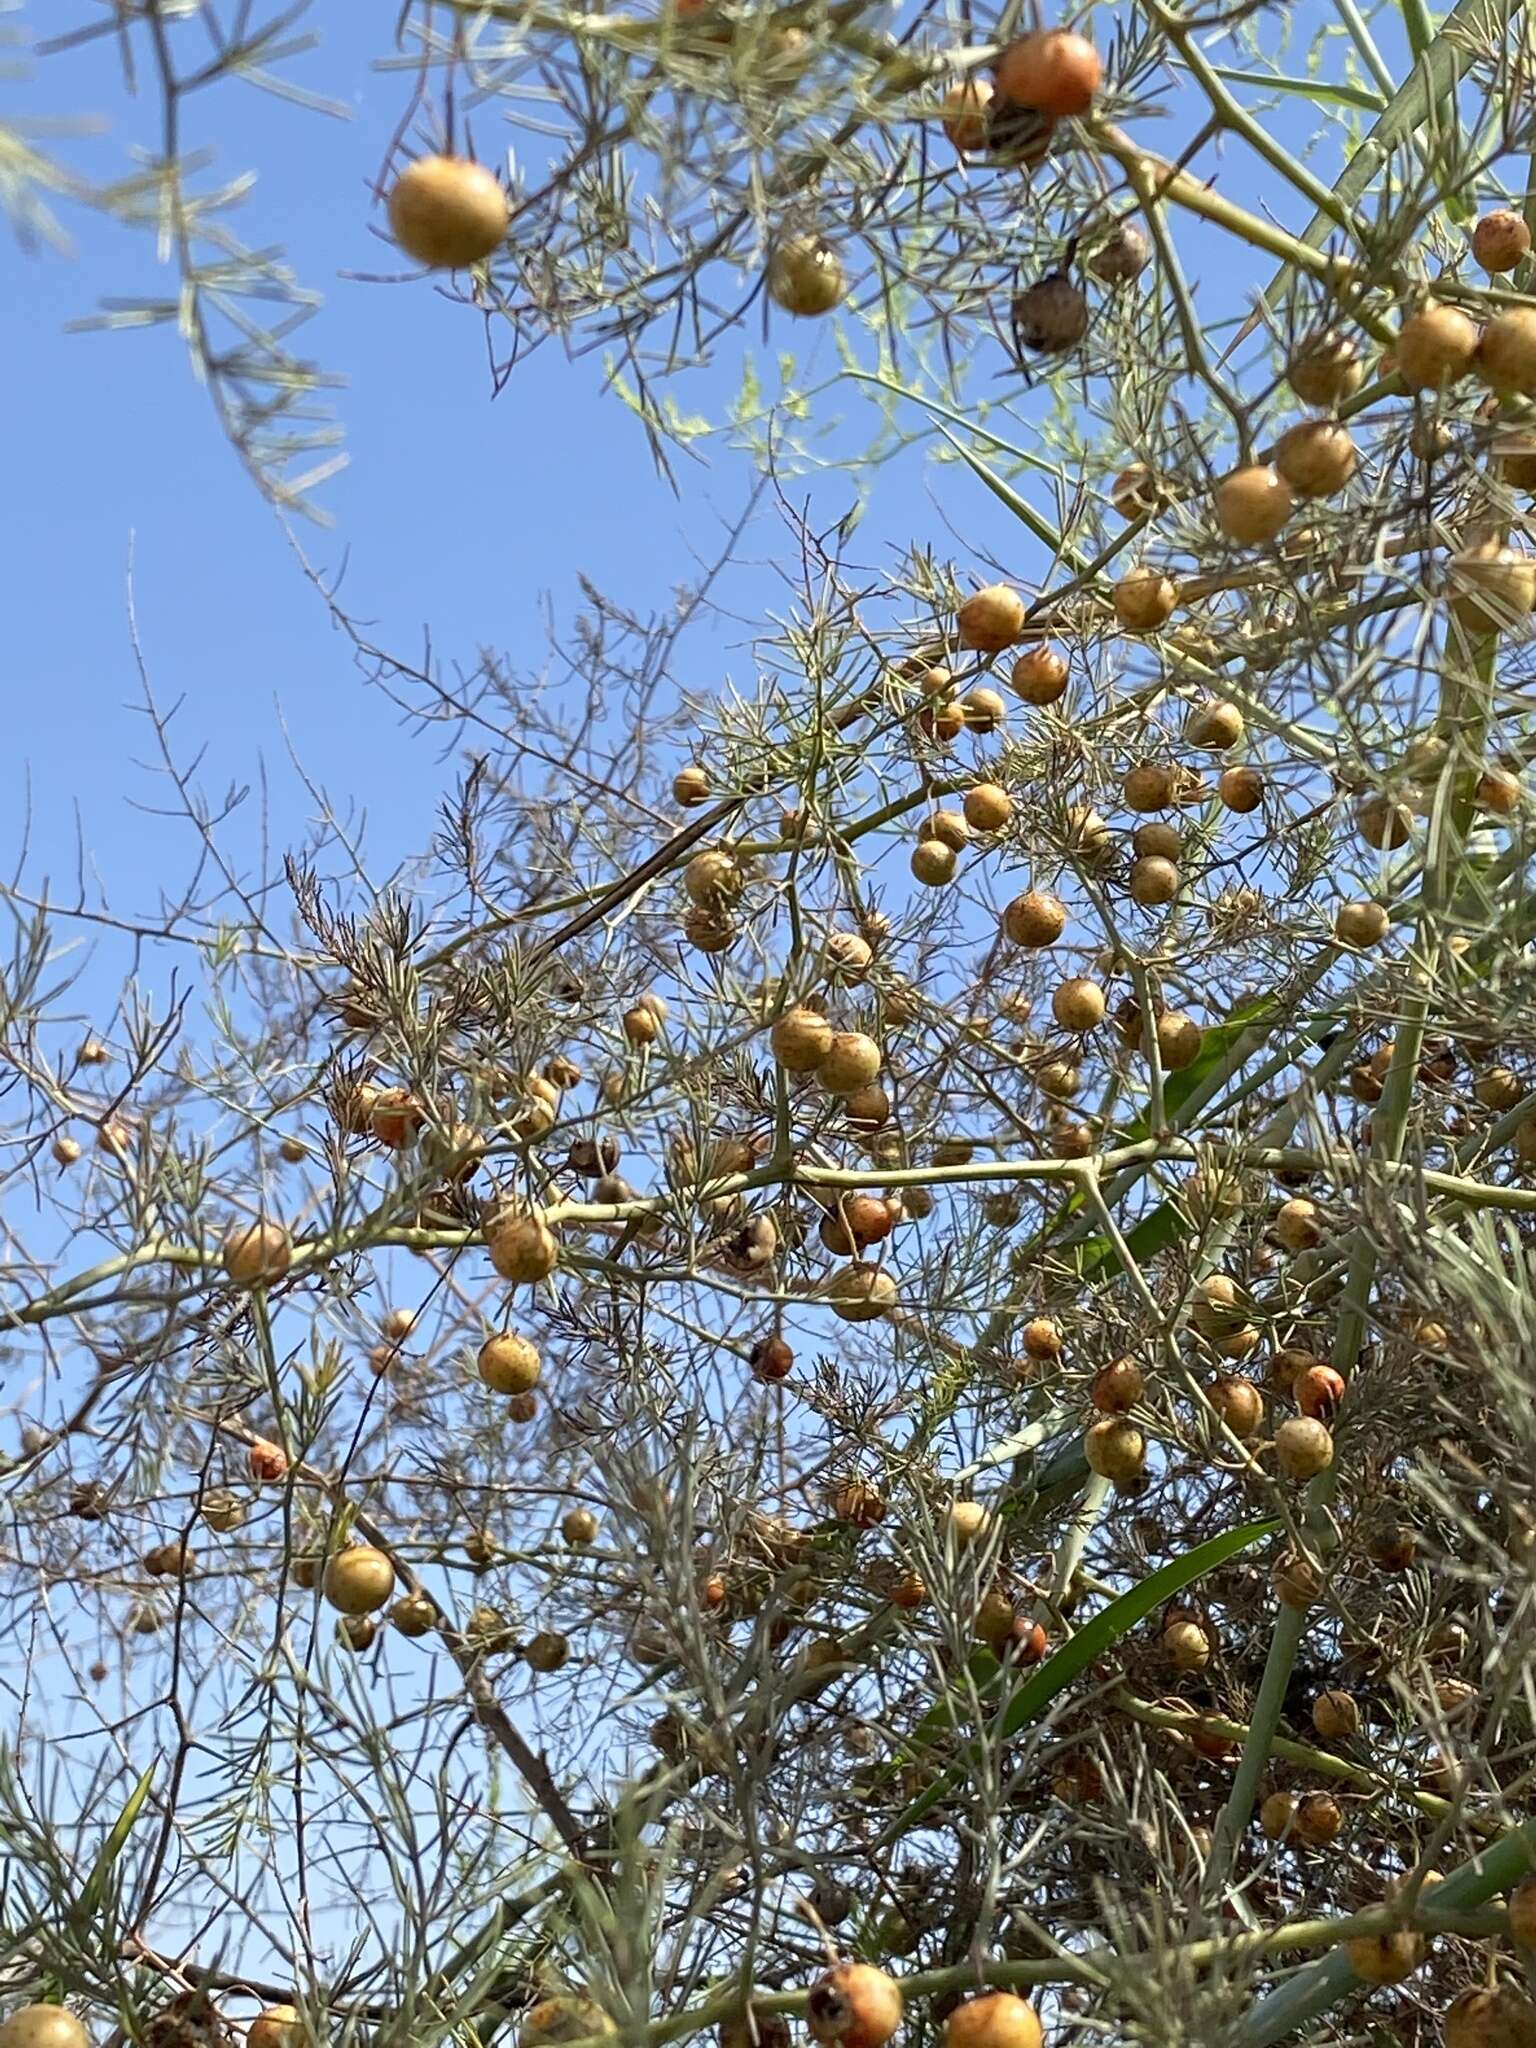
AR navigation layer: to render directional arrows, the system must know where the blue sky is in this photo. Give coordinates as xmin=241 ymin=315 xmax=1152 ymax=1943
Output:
xmin=3 ymin=3 xmax=1409 ymax=1025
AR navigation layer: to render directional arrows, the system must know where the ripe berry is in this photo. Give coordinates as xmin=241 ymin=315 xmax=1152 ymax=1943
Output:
xmin=1334 ymin=900 xmax=1390 ymax=947
xmin=1218 ymin=765 xmax=1264 ymax=814
xmin=1448 ymin=541 xmax=1536 ymax=634
xmin=1010 ymin=645 xmax=1068 ymax=704
xmin=911 ymin=839 xmax=958 ymax=886
xmin=1356 ymin=795 xmax=1411 ymax=849
xmin=673 ymin=764 xmax=711 ymax=806
xmin=1155 ymin=1013 xmax=1203 ymax=1070
xmin=323 ymin=1545 xmax=396 ymax=1616
xmin=388 ymin=156 xmax=509 ymax=269
xmin=1052 ymin=977 xmax=1105 ymax=1031
xmin=1123 ymin=762 xmax=1175 ymax=811
xmin=1396 ymin=302 xmax=1480 ymax=388
xmin=1274 ymin=1197 xmax=1322 ymax=1252
xmin=1274 ymin=1416 xmax=1334 ymax=1481
xmin=1214 ymin=464 xmax=1294 ymax=546
xmin=941 ymin=77 xmax=994 ymax=154
xmin=817 ymin=1032 xmax=883 ymax=1094
xmin=1132 ymin=821 xmax=1180 ymax=860
xmin=770 ymin=1006 xmax=833 ymax=1072
xmin=807 ymin=1966 xmax=902 ymax=2048
xmin=1185 ymin=698 xmax=1244 ymax=750
xmin=1002 ymin=889 xmax=1066 ymax=946
xmin=1294 ymin=1364 xmax=1346 ymax=1421
xmin=1477 ymin=308 xmax=1536 ymax=396
xmin=222 ymin=1221 xmax=292 ymax=1288
xmin=963 ymin=783 xmax=1013 ymax=832
xmin=478 ymin=1332 xmax=540 ymax=1394
xmin=1209 ymin=1375 xmax=1264 ymax=1437
xmin=943 ymin=1993 xmax=1042 ymax=2048
xmin=1259 ymin=1790 xmax=1296 ymax=1840
xmin=1113 ymin=569 xmax=1178 ymax=631
xmin=995 ymin=27 xmax=1102 ymax=116
xmin=1084 ymin=1415 xmax=1145 ymax=1484
xmin=767 ymin=237 xmax=845 ymax=317
xmin=1473 ymin=207 xmax=1532 ymax=272
xmin=1273 ymin=420 xmax=1357 ymax=498
xmin=1287 ymin=330 xmax=1364 ymax=408
xmin=1311 ymin=1689 xmax=1360 ymax=1740
xmin=957 ymin=584 xmax=1026 ymax=652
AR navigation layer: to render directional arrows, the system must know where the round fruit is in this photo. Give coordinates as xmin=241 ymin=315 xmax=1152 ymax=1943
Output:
xmin=941 ymin=77 xmax=993 ymax=153
xmin=522 ymin=2000 xmax=616 ymax=2047
xmin=1448 ymin=541 xmax=1536 ymax=634
xmin=1294 ymin=1790 xmax=1343 ymax=1845
xmin=1010 ymin=645 xmax=1068 ymax=703
xmin=1311 ymin=1689 xmax=1360 ymax=1740
xmin=323 ymin=1545 xmax=395 ymax=1616
xmin=1477 ymin=308 xmax=1536 ymax=395
xmin=995 ymin=28 xmax=1102 ymax=116
xmin=1294 ymin=1365 xmax=1346 ymax=1421
xmin=1473 ymin=207 xmax=1532 ymax=272
xmin=1275 ymin=1416 xmax=1334 ymax=1482
xmin=1274 ymin=1552 xmax=1323 ymax=1609
xmin=478 ymin=1331 xmax=540 ymax=1394
xmin=391 ymin=1592 xmax=438 ymax=1638
xmin=1155 ymin=1013 xmax=1203 ymax=1070
xmin=525 ymin=1629 xmax=570 ymax=1673
xmin=0 ymin=2017 xmax=87 ymax=2048
xmin=388 ymin=155 xmax=509 ymax=269
xmin=1132 ymin=821 xmax=1180 ymax=861
xmin=484 ymin=1210 xmax=560 ymax=1284
xmin=1185 ymin=698 xmax=1244 ymax=750
xmin=1214 ymin=464 xmax=1294 ymax=546
xmin=1087 ymin=221 xmax=1151 ymax=285
xmin=948 ymin=1499 xmax=992 ymax=1545
xmin=1335 ymin=900 xmax=1390 ymax=946
xmin=806 ymin=1964 xmax=903 ymax=2048
xmin=1129 ymin=855 xmax=1179 ymax=907
xmin=770 ymin=1006 xmax=833 ymax=1073
xmin=222 ymin=1220 xmax=292 ymax=1288
xmin=1396 ymin=302 xmax=1480 ymax=388
xmin=957 ymin=583 xmax=1026 ymax=652
xmin=943 ymin=1994 xmax=1042 ymax=2048
xmin=817 ymin=1032 xmax=882 ymax=1094
xmin=1113 ymin=569 xmax=1178 ymax=631
xmin=1111 ymin=464 xmax=1166 ymax=519
xmin=51 ymin=1134 xmax=82 ymax=1166
xmin=1091 ymin=1356 xmax=1144 ymax=1413
xmin=1084 ymin=1415 xmax=1145 ymax=1484
xmin=684 ymin=849 xmax=743 ymax=907
xmin=964 ymin=783 xmax=1013 ymax=832
xmin=623 ymin=1003 xmax=660 ymax=1047
xmin=767 ymin=237 xmax=845 ymax=317
xmin=1023 ymin=1315 xmax=1063 ymax=1360
xmin=672 ymin=763 xmax=711 ymax=806
xmin=1476 ymin=1064 xmax=1524 ymax=1110
xmin=1012 ymin=275 xmax=1089 ymax=354
xmin=1445 ymin=1985 xmax=1536 ymax=2048
xmin=1002 ymin=889 xmax=1066 ymax=946
xmin=1274 ymin=420 xmax=1357 ymax=498
xmin=1274 ymin=1197 xmax=1322 ymax=1252
xmin=964 ymin=690 xmax=1006 ymax=735
xmin=911 ymin=839 xmax=958 ymax=887
xmin=1209 ymin=1375 xmax=1263 ymax=1437
xmin=1357 ymin=795 xmax=1412 ymax=849
xmin=1123 ymin=762 xmax=1175 ymax=811
xmin=248 ymin=2009 xmax=301 ymax=2048
xmin=1052 ymin=978 xmax=1105 ymax=1031
xmin=1287 ymin=329 xmax=1364 ymax=408
xmin=371 ymin=1087 xmax=427 ymax=1148
xmin=1478 ymin=765 xmax=1522 ymax=813
xmin=1163 ymin=1618 xmax=1211 ymax=1671
xmin=1344 ymin=1928 xmax=1424 ymax=1984
xmin=826 ymin=1263 xmax=897 ymax=1322
xmin=1218 ymin=766 xmax=1264 ymax=814
xmin=1259 ymin=1790 xmax=1296 ymax=1840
